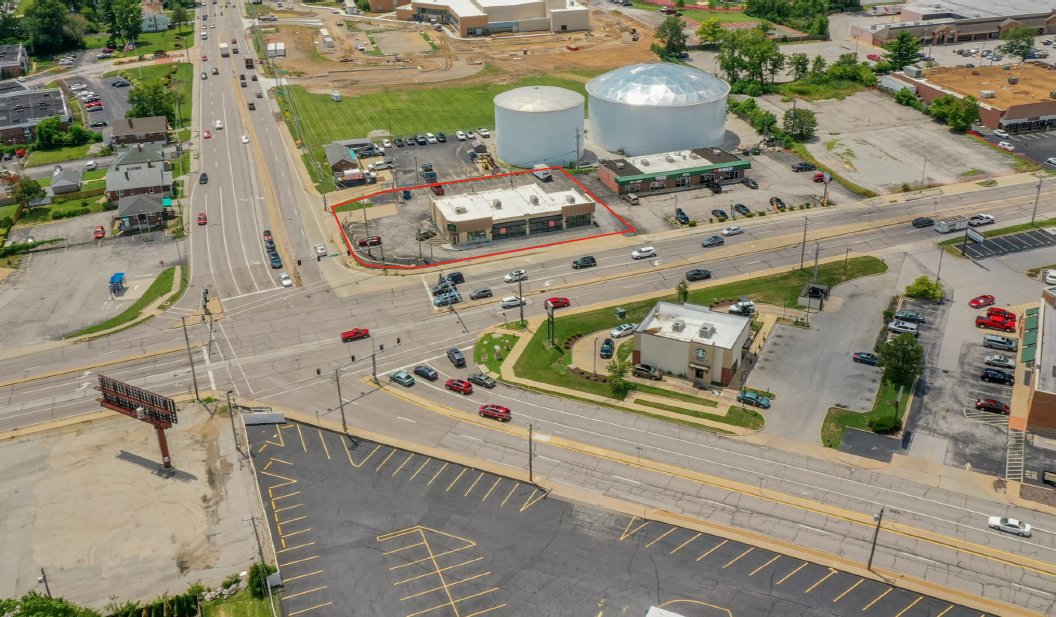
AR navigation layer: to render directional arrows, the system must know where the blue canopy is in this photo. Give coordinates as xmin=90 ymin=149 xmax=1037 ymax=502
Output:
xmin=109 ymin=273 xmax=125 ymax=285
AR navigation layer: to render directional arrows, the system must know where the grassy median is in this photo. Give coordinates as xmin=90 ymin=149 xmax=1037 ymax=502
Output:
xmin=821 ymin=379 xmax=909 ymax=449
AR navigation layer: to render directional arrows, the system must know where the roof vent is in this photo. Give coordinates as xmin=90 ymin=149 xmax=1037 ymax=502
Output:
xmin=529 ymin=195 xmax=539 ymax=205
xmin=689 ymin=152 xmax=700 ymax=159
xmin=493 ymin=199 xmax=502 ymax=209
xmin=640 ymin=159 xmax=649 ymax=165
xmin=455 ymin=206 xmax=467 ymax=214
xmin=566 ymin=194 xmax=575 ymax=204
xmin=672 ymin=318 xmax=685 ymax=332
xmin=699 ymin=323 xmax=715 ymax=338
xmin=712 ymin=149 xmax=722 ymax=155
xmin=665 ymin=155 xmax=675 ymax=163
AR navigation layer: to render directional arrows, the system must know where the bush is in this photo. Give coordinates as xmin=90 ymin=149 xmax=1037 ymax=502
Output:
xmin=868 ymin=413 xmax=900 ymax=434
xmin=222 ymin=572 xmax=241 ymax=589
xmin=687 ymin=220 xmax=696 ymax=227
xmin=905 ymin=275 xmax=943 ymax=300
xmin=0 ymin=216 xmax=11 ymax=229
xmin=248 ymin=562 xmax=278 ymax=598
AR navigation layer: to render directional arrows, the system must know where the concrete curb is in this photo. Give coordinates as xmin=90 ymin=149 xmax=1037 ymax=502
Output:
xmin=0 ymin=343 xmax=203 ymax=389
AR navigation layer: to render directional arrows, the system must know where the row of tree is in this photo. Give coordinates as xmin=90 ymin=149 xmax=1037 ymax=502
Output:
xmin=15 ymin=0 xmax=193 ymax=55
xmin=743 ymin=0 xmax=829 ymax=36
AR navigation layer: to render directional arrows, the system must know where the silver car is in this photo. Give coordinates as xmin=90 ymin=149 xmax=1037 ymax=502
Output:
xmin=887 ymin=321 xmax=918 ymax=335
xmin=984 ymin=354 xmax=1015 ymax=368
xmin=314 ymin=244 xmax=327 ymax=256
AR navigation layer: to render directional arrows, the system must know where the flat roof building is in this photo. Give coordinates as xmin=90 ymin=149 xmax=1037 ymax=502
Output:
xmin=0 ymin=88 xmax=71 ymax=146
xmin=851 ymin=9 xmax=1056 ymax=47
xmin=598 ymin=147 xmax=750 ymax=196
xmin=1027 ymin=287 xmax=1056 ymax=437
xmin=392 ymin=0 xmax=587 ymax=37
xmin=429 ymin=184 xmax=595 ymax=245
xmin=633 ymin=302 xmax=752 ymax=387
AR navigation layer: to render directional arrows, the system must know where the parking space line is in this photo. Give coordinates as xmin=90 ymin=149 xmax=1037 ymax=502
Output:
xmin=519 ymin=489 xmax=547 ymax=512
xmin=935 ymin=605 xmax=954 ymax=617
xmin=464 ymin=472 xmax=485 ymax=497
xmin=375 ymin=448 xmax=398 ymax=472
xmin=317 ymin=429 xmax=330 ymax=459
xmin=346 ymin=443 xmax=381 ymax=468
xmin=481 ymin=477 xmax=502 ymax=502
xmin=621 ymin=516 xmax=650 ymax=540
xmin=400 ymin=572 xmax=491 ymax=601
xmin=296 ymin=424 xmax=307 ymax=452
xmin=393 ymin=557 xmax=484 ymax=585
xmin=393 ymin=453 xmax=415 ymax=477
xmin=390 ymin=546 xmax=475 ymax=570
xmin=273 ymin=503 xmax=303 ymax=515
xmin=428 ymin=462 xmax=450 ymax=485
xmin=406 ymin=588 xmax=501 ymax=617
xmin=261 ymin=470 xmax=297 ymax=491
xmin=272 ymin=491 xmax=300 ymax=509
xmin=277 ymin=542 xmax=316 ymax=553
xmin=894 ymin=597 xmax=922 ymax=616
xmin=279 ymin=555 xmax=320 ymax=567
xmin=283 ymin=570 xmax=323 ymax=582
xmin=385 ymin=542 xmax=427 ymax=556
xmin=862 ymin=588 xmax=892 ymax=610
xmin=671 ymin=532 xmax=701 ymax=554
xmin=805 ymin=568 xmax=836 ymax=593
xmin=500 ymin=482 xmax=519 ymax=506
xmin=282 ymin=528 xmax=312 ymax=539
xmin=750 ymin=555 xmax=780 ymax=576
xmin=696 ymin=539 xmax=727 ymax=561
xmin=723 ymin=547 xmax=753 ymax=568
xmin=283 ymin=586 xmax=327 ymax=599
xmin=646 ymin=527 xmax=676 ymax=548
xmin=287 ymin=602 xmax=333 ymax=616
xmin=410 ymin=458 xmax=432 ymax=481
xmin=460 ymin=607 xmax=507 ymax=617
xmin=446 ymin=468 xmax=468 ymax=491
xmin=833 ymin=579 xmax=862 ymax=602
xmin=277 ymin=516 xmax=308 ymax=528
xmin=777 ymin=562 xmax=808 ymax=584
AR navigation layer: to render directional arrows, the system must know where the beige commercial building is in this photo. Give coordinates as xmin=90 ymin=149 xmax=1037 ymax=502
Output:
xmin=429 ymin=184 xmax=595 ymax=245
xmin=392 ymin=0 xmax=588 ymax=36
xmin=633 ymin=302 xmax=752 ymax=387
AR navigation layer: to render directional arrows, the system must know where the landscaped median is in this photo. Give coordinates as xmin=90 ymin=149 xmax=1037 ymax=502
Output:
xmin=821 ymin=378 xmax=912 ymax=449
xmin=484 ymin=256 xmax=887 ymax=435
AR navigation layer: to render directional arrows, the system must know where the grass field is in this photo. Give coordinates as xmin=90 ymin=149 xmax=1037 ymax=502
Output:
xmin=18 ymin=199 xmax=109 ymax=225
xmin=202 ymin=591 xmax=275 ymax=617
xmin=475 ymin=332 xmax=521 ymax=374
xmin=26 ymin=144 xmax=92 ymax=167
xmin=821 ymin=379 xmax=909 ymax=448
xmin=82 ymin=168 xmax=107 ymax=182
xmin=278 ymin=70 xmax=601 ymax=149
xmin=85 ymin=27 xmax=197 ymax=55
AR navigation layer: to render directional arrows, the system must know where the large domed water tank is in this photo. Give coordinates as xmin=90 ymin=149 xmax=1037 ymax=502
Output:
xmin=586 ymin=63 xmax=730 ymax=156
xmin=494 ymin=86 xmax=585 ymax=168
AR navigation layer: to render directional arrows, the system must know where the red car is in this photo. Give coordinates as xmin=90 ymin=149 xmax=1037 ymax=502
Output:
xmin=358 ymin=235 xmax=382 ymax=247
xmin=987 ymin=307 xmax=1016 ymax=321
xmin=812 ymin=172 xmax=826 ymax=182
xmin=231 ymin=38 xmax=237 ymax=44
xmin=430 ymin=184 xmax=445 ymax=196
xmin=340 ymin=328 xmax=370 ymax=342
xmin=263 ymin=229 xmax=273 ymax=241
xmin=478 ymin=404 xmax=511 ymax=421
xmin=197 ymin=213 xmax=207 ymax=225
xmin=969 ymin=295 xmax=996 ymax=308
xmin=867 ymin=54 xmax=881 ymax=61
xmin=976 ymin=314 xmax=1016 ymax=332
xmin=85 ymin=101 xmax=102 ymax=108
xmin=203 ymin=130 xmax=211 ymax=139
xmin=202 ymin=54 xmax=208 ymax=61
xmin=102 ymin=47 xmax=115 ymax=53
xmin=93 ymin=226 xmax=105 ymax=239
xmin=545 ymin=297 xmax=570 ymax=309
xmin=445 ymin=379 xmax=473 ymax=395
xmin=975 ymin=399 xmax=1010 ymax=414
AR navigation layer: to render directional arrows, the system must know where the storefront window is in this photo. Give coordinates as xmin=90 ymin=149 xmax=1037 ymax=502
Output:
xmin=467 ymin=229 xmax=487 ymax=241
xmin=674 ymin=177 xmax=690 ymax=188
xmin=566 ymin=214 xmax=592 ymax=228
xmin=649 ymin=181 xmax=664 ymax=192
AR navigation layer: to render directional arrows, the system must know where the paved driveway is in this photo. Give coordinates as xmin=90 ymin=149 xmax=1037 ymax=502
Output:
xmin=751 ymin=263 xmax=897 ymax=443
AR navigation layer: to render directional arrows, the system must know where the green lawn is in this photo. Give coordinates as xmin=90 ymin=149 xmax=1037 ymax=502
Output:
xmin=303 ymin=149 xmax=337 ymax=193
xmin=0 ymin=203 xmax=18 ymax=221
xmin=26 ymin=144 xmax=92 ymax=167
xmin=82 ymin=168 xmax=107 ymax=182
xmin=103 ymin=62 xmax=194 ymax=127
xmin=67 ymin=267 xmax=177 ymax=338
xmin=821 ymin=379 xmax=909 ymax=448
xmin=172 ymin=150 xmax=192 ymax=178
xmin=202 ymin=591 xmax=275 ymax=617
xmin=85 ymin=28 xmax=197 ymax=55
xmin=37 ymin=176 xmax=51 ymax=187
xmin=475 ymin=332 xmax=521 ymax=374
xmin=18 ymin=199 xmax=109 ymax=224
xmin=617 ymin=340 xmax=633 ymax=362
xmin=332 ymin=200 xmax=372 ymax=213
xmin=278 ymin=69 xmax=602 ymax=149
xmin=635 ymin=397 xmax=763 ymax=430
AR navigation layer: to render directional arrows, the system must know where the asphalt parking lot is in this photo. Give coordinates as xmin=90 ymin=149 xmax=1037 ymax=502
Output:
xmin=978 ymin=127 xmax=1056 ymax=167
xmin=63 ymin=75 xmax=133 ymax=134
xmin=245 ymin=423 xmax=994 ymax=617
xmin=959 ymin=229 xmax=1056 ymax=260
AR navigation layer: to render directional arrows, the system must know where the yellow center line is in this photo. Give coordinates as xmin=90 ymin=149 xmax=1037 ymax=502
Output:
xmin=283 ymin=585 xmax=327 ymax=599
xmin=376 ymin=448 xmax=397 ymax=473
xmin=385 ymin=541 xmax=427 ymax=556
xmin=805 ymin=568 xmax=836 ymax=593
xmin=277 ymin=542 xmax=316 ymax=553
xmin=317 ymin=429 xmax=331 ymax=459
xmin=288 ymin=602 xmax=333 ymax=616
xmin=670 ymin=532 xmax=701 ymax=554
xmin=862 ymin=588 xmax=892 ymax=610
xmin=646 ymin=527 xmax=676 ymax=548
xmin=428 ymin=462 xmax=449 ymax=485
xmin=696 ymin=540 xmax=727 ymax=562
xmin=296 ymin=424 xmax=307 ymax=452
xmin=833 ymin=579 xmax=863 ymax=602
xmin=749 ymin=555 xmax=780 ymax=576
xmin=394 ymin=557 xmax=484 ymax=585
xmin=400 ymin=572 xmax=491 ymax=601
xmin=393 ymin=453 xmax=416 ymax=477
xmin=279 ymin=555 xmax=320 ymax=568
xmin=482 ymin=477 xmax=502 ymax=502
xmin=894 ymin=597 xmax=922 ymax=617
xmin=500 ymin=482 xmax=519 ymax=506
xmin=723 ymin=547 xmax=753 ymax=569
xmin=446 ymin=468 xmax=468 ymax=492
xmin=281 ymin=528 xmax=312 ymax=539
xmin=410 ymin=458 xmax=431 ymax=481
xmin=273 ymin=503 xmax=303 ymax=514
xmin=464 ymin=472 xmax=485 ymax=497
xmin=283 ymin=570 xmax=323 ymax=582
xmin=777 ymin=562 xmax=808 ymax=585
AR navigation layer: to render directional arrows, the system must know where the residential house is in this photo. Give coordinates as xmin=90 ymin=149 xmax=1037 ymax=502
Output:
xmin=109 ymin=116 xmax=168 ymax=148
xmin=114 ymin=144 xmax=167 ymax=171
xmin=324 ymin=142 xmax=360 ymax=176
xmin=142 ymin=10 xmax=171 ymax=32
xmin=106 ymin=161 xmax=172 ymax=203
xmin=49 ymin=167 xmax=82 ymax=196
xmin=117 ymin=195 xmax=167 ymax=231
xmin=0 ymin=44 xmax=29 ymax=80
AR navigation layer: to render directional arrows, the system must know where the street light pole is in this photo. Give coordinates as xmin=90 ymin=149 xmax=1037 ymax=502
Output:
xmin=1031 ymin=176 xmax=1043 ymax=226
xmin=518 ymin=276 xmax=525 ymax=326
xmin=867 ymin=506 xmax=886 ymax=570
xmin=936 ymin=245 xmax=945 ymax=283
xmin=527 ymin=423 xmax=534 ymax=483
xmin=918 ymin=155 xmax=927 ymax=193
xmin=39 ymin=568 xmax=51 ymax=598
xmin=843 ymin=248 xmax=850 ymax=280
xmin=799 ymin=217 xmax=808 ymax=270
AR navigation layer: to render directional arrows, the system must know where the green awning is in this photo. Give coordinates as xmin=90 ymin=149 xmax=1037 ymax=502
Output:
xmin=162 ymin=197 xmax=172 ymax=208
xmin=1026 ymin=315 xmax=1039 ymax=331
xmin=1023 ymin=331 xmax=1038 ymax=346
xmin=1022 ymin=346 xmax=1037 ymax=364
xmin=1026 ymin=307 xmax=1039 ymax=317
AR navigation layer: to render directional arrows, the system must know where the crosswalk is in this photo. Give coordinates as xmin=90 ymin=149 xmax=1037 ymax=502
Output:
xmin=1006 ymin=428 xmax=1026 ymax=483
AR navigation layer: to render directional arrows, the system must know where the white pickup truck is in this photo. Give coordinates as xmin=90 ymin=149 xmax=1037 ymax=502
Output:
xmin=968 ymin=214 xmax=995 ymax=227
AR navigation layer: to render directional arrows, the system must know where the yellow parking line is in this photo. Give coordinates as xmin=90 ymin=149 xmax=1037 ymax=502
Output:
xmin=284 ymin=570 xmax=323 ymax=582
xmin=500 ymin=482 xmax=519 ymax=506
xmin=279 ymin=555 xmax=320 ymax=567
xmin=671 ymin=532 xmax=701 ymax=554
xmin=862 ymin=588 xmax=892 ymax=610
xmin=271 ymin=491 xmax=300 ymax=506
xmin=935 ymin=606 xmax=954 ymax=617
xmin=833 ymin=579 xmax=862 ymax=602
xmin=347 ymin=443 xmax=381 ymax=468
xmin=749 ymin=555 xmax=780 ymax=576
xmin=647 ymin=527 xmax=676 ymax=548
xmin=519 ymin=489 xmax=547 ymax=512
xmin=296 ymin=424 xmax=307 ymax=452
xmin=288 ymin=602 xmax=332 ymax=616
xmin=278 ymin=542 xmax=316 ymax=553
xmin=390 ymin=546 xmax=473 ymax=570
xmin=464 ymin=472 xmax=485 ymax=497
xmin=723 ymin=547 xmax=753 ymax=568
xmin=894 ymin=597 xmax=922 ymax=616
xmin=621 ymin=517 xmax=650 ymax=541
xmin=375 ymin=448 xmax=397 ymax=472
xmin=447 ymin=468 xmax=468 ymax=491
xmin=274 ymin=503 xmax=303 ymax=514
xmin=283 ymin=586 xmax=327 ymax=599
xmin=271 ymin=458 xmax=293 ymax=465
xmin=428 ymin=462 xmax=449 ymax=485
xmin=410 ymin=458 xmax=431 ymax=481
xmin=777 ymin=562 xmax=808 ymax=585
xmin=482 ymin=477 xmax=502 ymax=502
xmin=263 ymin=461 xmax=273 ymax=471
xmin=318 ymin=429 xmax=330 ymax=459
xmin=385 ymin=541 xmax=426 ymax=556
xmin=461 ymin=606 xmax=507 ymax=617
xmin=805 ymin=568 xmax=836 ymax=593
xmin=282 ymin=528 xmax=312 ymax=539
xmin=399 ymin=572 xmax=490 ymax=601
xmin=393 ymin=453 xmax=415 ymax=477
xmin=277 ymin=516 xmax=307 ymax=528
xmin=696 ymin=540 xmax=727 ymax=562
xmin=394 ymin=557 xmax=484 ymax=585
xmin=405 ymin=588 xmax=499 ymax=617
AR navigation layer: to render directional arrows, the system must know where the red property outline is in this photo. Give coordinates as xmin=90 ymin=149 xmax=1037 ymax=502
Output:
xmin=330 ymin=166 xmax=636 ymax=270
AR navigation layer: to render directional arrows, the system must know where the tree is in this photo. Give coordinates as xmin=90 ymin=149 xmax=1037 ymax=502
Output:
xmin=111 ymin=0 xmax=143 ymax=44
xmin=883 ymin=30 xmax=921 ymax=71
xmin=893 ymin=87 xmax=917 ymax=106
xmin=783 ymin=107 xmax=817 ymax=140
xmin=0 ymin=592 xmax=100 ymax=617
xmin=606 ymin=359 xmax=633 ymax=397
xmin=126 ymin=80 xmax=178 ymax=124
xmin=810 ymin=55 xmax=827 ymax=77
xmin=2 ymin=175 xmax=46 ymax=210
xmin=170 ymin=4 xmax=189 ymax=33
xmin=248 ymin=562 xmax=277 ymax=599
xmin=928 ymin=94 xmax=958 ymax=124
xmin=1001 ymin=26 xmax=1039 ymax=62
xmin=946 ymin=95 xmax=980 ymax=131
xmin=35 ymin=116 xmax=67 ymax=147
xmin=654 ymin=15 xmax=688 ymax=56
xmin=879 ymin=333 xmax=926 ymax=385
xmin=695 ymin=17 xmax=723 ymax=45
xmin=22 ymin=0 xmax=73 ymax=54
xmin=787 ymin=52 xmax=809 ymax=81
xmin=904 ymin=275 xmax=943 ymax=300
xmin=676 ymin=279 xmax=689 ymax=304
xmin=675 ymin=0 xmax=685 ymax=8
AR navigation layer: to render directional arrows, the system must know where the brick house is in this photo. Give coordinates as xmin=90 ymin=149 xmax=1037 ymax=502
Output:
xmin=114 ymin=144 xmax=167 ymax=171
xmin=0 ymin=88 xmax=71 ymax=146
xmin=106 ymin=162 xmax=172 ymax=202
xmin=0 ymin=45 xmax=29 ymax=80
xmin=117 ymin=195 xmax=167 ymax=231
xmin=324 ymin=142 xmax=360 ymax=176
xmin=109 ymin=116 xmax=168 ymax=148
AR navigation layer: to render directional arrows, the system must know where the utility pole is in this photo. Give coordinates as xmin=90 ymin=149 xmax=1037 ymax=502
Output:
xmin=371 ymin=336 xmax=378 ymax=383
xmin=226 ymin=390 xmax=241 ymax=456
xmin=918 ymin=155 xmax=927 ymax=194
xmin=39 ymin=568 xmax=51 ymax=598
xmin=518 ymin=276 xmax=525 ymax=326
xmin=181 ymin=316 xmax=200 ymax=401
xmin=936 ymin=244 xmax=945 ymax=284
xmin=1031 ymin=175 xmax=1043 ymax=226
xmin=812 ymin=242 xmax=821 ymax=283
xmin=334 ymin=366 xmax=347 ymax=434
xmin=799 ymin=217 xmax=808 ymax=270
xmin=842 ymin=248 xmax=850 ymax=280
xmin=867 ymin=506 xmax=885 ymax=570
xmin=528 ymin=423 xmax=534 ymax=483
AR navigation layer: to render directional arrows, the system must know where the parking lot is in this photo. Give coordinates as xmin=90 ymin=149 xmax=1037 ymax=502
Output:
xmin=62 ymin=74 xmax=134 ymax=136
xmin=959 ymin=229 xmax=1056 ymax=260
xmin=978 ymin=128 xmax=1056 ymax=168
xmin=246 ymin=422 xmax=993 ymax=617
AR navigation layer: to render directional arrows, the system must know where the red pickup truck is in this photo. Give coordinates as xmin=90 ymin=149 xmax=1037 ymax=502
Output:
xmin=340 ymin=328 xmax=370 ymax=342
xmin=976 ymin=315 xmax=1016 ymax=332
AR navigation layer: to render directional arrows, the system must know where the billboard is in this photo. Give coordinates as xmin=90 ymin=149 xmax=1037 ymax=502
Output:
xmin=97 ymin=375 xmax=178 ymax=426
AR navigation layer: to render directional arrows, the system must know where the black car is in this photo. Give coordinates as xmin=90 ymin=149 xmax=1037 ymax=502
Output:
xmin=199 ymin=173 xmax=209 ymax=184
xmin=269 ymin=253 xmax=283 ymax=269
xmin=405 ymin=136 xmax=416 ymax=146
xmin=572 ymin=256 xmax=597 ymax=269
xmin=711 ymin=209 xmax=728 ymax=219
xmin=704 ymin=182 xmax=722 ymax=194
xmin=599 ymin=338 xmax=614 ymax=359
xmin=468 ymin=373 xmax=496 ymax=388
xmin=770 ymin=197 xmax=786 ymax=209
xmin=701 ymin=236 xmax=723 ymax=247
xmin=265 ymin=239 xmax=276 ymax=251
xmin=792 ymin=162 xmax=817 ymax=172
xmin=981 ymin=369 xmax=1014 ymax=385
xmin=413 ymin=365 xmax=438 ymax=381
xmin=742 ymin=178 xmax=759 ymax=189
xmin=417 ymin=229 xmax=437 ymax=240
xmin=90 ymin=120 xmax=108 ymax=127
xmin=415 ymin=134 xmax=427 ymax=145
xmin=447 ymin=348 xmax=466 ymax=368
xmin=674 ymin=208 xmax=689 ymax=224
xmin=469 ymin=288 xmax=492 ymax=300
xmin=111 ymin=80 xmax=131 ymax=87
xmin=446 ymin=272 xmax=465 ymax=284
xmin=912 ymin=217 xmax=934 ymax=228
xmin=432 ymin=281 xmax=457 ymax=296
xmin=853 ymin=352 xmax=879 ymax=365
xmin=395 ymin=138 xmax=404 ymax=147
xmin=733 ymin=204 xmax=751 ymax=216
xmin=686 ymin=269 xmax=711 ymax=281
xmin=437 ymin=132 xmax=447 ymax=142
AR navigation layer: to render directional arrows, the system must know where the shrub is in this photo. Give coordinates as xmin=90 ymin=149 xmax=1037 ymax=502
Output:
xmin=248 ymin=562 xmax=277 ymax=598
xmin=868 ymin=414 xmax=900 ymax=434
xmin=0 ymin=216 xmax=11 ymax=229
xmin=687 ymin=220 xmax=696 ymax=227
xmin=905 ymin=275 xmax=943 ymax=300
xmin=222 ymin=572 xmax=241 ymax=589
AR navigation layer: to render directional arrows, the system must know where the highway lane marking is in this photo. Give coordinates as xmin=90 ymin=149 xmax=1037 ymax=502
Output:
xmin=613 ymin=475 xmax=640 ymax=484
xmin=1012 ymin=583 xmax=1054 ymax=597
xmin=798 ymin=524 xmax=830 ymax=536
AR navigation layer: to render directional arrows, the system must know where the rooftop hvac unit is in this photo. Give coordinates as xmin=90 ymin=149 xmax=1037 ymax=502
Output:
xmin=689 ymin=152 xmax=700 ymax=159
xmin=671 ymin=319 xmax=685 ymax=332
xmin=615 ymin=161 xmax=624 ymax=169
xmin=1008 ymin=76 xmax=1018 ymax=84
xmin=699 ymin=323 xmax=715 ymax=338
xmin=1051 ymin=90 xmax=1056 ymax=98
xmin=980 ymin=90 xmax=996 ymax=98
xmin=665 ymin=155 xmax=675 ymax=163
xmin=455 ymin=206 xmax=467 ymax=214
xmin=904 ymin=66 xmax=923 ymax=78
xmin=640 ymin=159 xmax=649 ymax=165
xmin=566 ymin=194 xmax=575 ymax=204
xmin=712 ymin=149 xmax=722 ymax=155
xmin=492 ymin=199 xmax=502 ymax=209
xmin=529 ymin=195 xmax=539 ymax=205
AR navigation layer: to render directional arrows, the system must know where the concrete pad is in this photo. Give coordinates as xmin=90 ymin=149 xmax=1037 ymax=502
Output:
xmin=906 ymin=430 xmax=951 ymax=463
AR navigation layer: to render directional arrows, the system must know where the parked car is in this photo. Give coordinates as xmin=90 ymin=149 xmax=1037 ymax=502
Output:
xmin=572 ymin=256 xmax=597 ymax=269
xmin=673 ymin=208 xmax=689 ymax=224
xmin=733 ymin=204 xmax=751 ymax=216
xmin=504 ymin=269 xmax=527 ymax=283
xmin=470 ymin=288 xmax=492 ymax=300
xmin=685 ymin=269 xmax=711 ymax=281
xmin=853 ymin=352 xmax=879 ymax=365
xmin=998 ymin=142 xmax=1015 ymax=151
xmin=478 ymin=404 xmax=511 ymax=421
xmin=430 ymin=184 xmax=445 ymax=196
xmin=389 ymin=371 xmax=415 ymax=387
xmin=887 ymin=321 xmax=919 ymax=336
xmin=447 ymin=348 xmax=466 ymax=367
xmin=477 ymin=128 xmax=490 ymax=137
xmin=993 ymin=129 xmax=1010 ymax=139
xmin=437 ymin=132 xmax=447 ymax=142
xmin=701 ymin=236 xmax=724 ymax=248
xmin=93 ymin=226 xmax=105 ymax=239
xmin=770 ymin=197 xmax=786 ymax=209
xmin=358 ymin=235 xmax=382 ymax=247
xmin=969 ymin=294 xmax=996 ymax=308
xmin=704 ymin=182 xmax=722 ymax=194
xmin=975 ymin=399 xmax=1010 ymax=414
xmin=742 ymin=178 xmax=758 ymax=189
xmin=976 ymin=314 xmax=1016 ymax=332
xmin=722 ymin=226 xmax=744 ymax=236
xmin=632 ymin=364 xmax=662 ymax=380
xmin=446 ymin=379 xmax=473 ymax=394
xmin=631 ymin=246 xmax=656 ymax=260
xmin=599 ymin=338 xmax=614 ymax=359
xmin=456 ymin=130 xmax=467 ymax=140
xmin=988 ymin=307 xmax=1016 ymax=321
xmin=985 ymin=354 xmax=1015 ymax=368
xmin=395 ymin=138 xmax=405 ymax=147
xmin=1045 ymin=269 xmax=1056 ymax=284
xmin=988 ymin=516 xmax=1031 ymax=537
xmin=611 ymin=323 xmax=637 ymax=338
xmin=983 ymin=334 xmax=1018 ymax=351
xmin=792 ymin=162 xmax=817 ymax=172
xmin=812 ymin=172 xmax=826 ymax=183
xmin=90 ymin=120 xmax=108 ymax=127
xmin=981 ymin=368 xmax=1014 ymax=385
xmin=468 ymin=373 xmax=496 ymax=388
xmin=425 ymin=133 xmax=437 ymax=144
xmin=867 ymin=53 xmax=881 ymax=61
xmin=893 ymin=310 xmax=925 ymax=323
xmin=465 ymin=130 xmax=475 ymax=138
xmin=736 ymin=390 xmax=771 ymax=409
xmin=912 ymin=217 xmax=934 ymax=228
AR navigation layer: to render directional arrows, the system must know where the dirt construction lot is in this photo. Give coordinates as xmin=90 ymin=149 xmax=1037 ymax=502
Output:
xmin=754 ymin=91 xmax=1017 ymax=194
xmin=0 ymin=405 xmax=257 ymax=609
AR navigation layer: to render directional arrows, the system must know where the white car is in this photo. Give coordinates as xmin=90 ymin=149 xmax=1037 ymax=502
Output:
xmin=993 ymin=129 xmax=1010 ymax=139
xmin=455 ymin=131 xmax=467 ymax=141
xmin=210 ymin=23 xmax=215 ymax=28
xmin=1044 ymin=269 xmax=1056 ymax=284
xmin=279 ymin=273 xmax=293 ymax=287
xmin=215 ymin=120 xmax=223 ymax=130
xmin=478 ymin=128 xmax=490 ymax=137
xmin=426 ymin=133 xmax=437 ymax=144
xmin=722 ymin=226 xmax=744 ymax=236
xmin=631 ymin=246 xmax=656 ymax=260
xmin=314 ymin=244 xmax=327 ymax=256
xmin=500 ymin=296 xmax=525 ymax=308
xmin=368 ymin=160 xmax=394 ymax=171
xmin=356 ymin=44 xmax=365 ymax=51
xmin=997 ymin=141 xmax=1015 ymax=151
xmin=610 ymin=323 xmax=637 ymax=338
xmin=1045 ymin=157 xmax=1056 ymax=166
xmin=331 ymin=8 xmax=340 ymax=12
xmin=241 ymin=135 xmax=249 ymax=144
xmin=988 ymin=516 xmax=1031 ymax=537
xmin=504 ymin=269 xmax=527 ymax=283
xmin=465 ymin=129 xmax=476 ymax=139
xmin=382 ymin=138 xmax=392 ymax=148
xmin=984 ymin=354 xmax=1015 ymax=368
